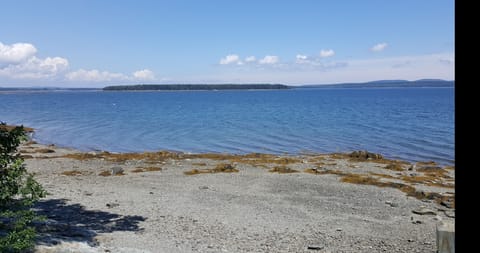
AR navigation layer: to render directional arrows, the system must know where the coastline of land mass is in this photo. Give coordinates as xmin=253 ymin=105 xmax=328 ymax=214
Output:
xmin=103 ymin=84 xmax=290 ymax=91
xmin=15 ymin=137 xmax=454 ymax=252
xmin=0 ymin=79 xmax=453 ymax=92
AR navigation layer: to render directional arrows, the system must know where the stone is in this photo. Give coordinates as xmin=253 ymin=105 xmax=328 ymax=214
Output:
xmin=110 ymin=166 xmax=124 ymax=175
xmin=349 ymin=150 xmax=383 ymax=160
xmin=106 ymin=203 xmax=119 ymax=208
xmin=436 ymin=222 xmax=454 ymax=253
xmin=385 ymin=201 xmax=399 ymax=207
xmin=412 ymin=207 xmax=436 ymax=215
xmin=307 ymin=245 xmax=324 ymax=250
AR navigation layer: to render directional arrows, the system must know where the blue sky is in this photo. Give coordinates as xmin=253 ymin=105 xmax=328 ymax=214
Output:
xmin=0 ymin=0 xmax=454 ymax=87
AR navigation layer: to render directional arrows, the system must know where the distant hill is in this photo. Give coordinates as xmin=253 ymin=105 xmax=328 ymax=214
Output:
xmin=298 ymin=79 xmax=454 ymax=88
xmin=103 ymin=84 xmax=290 ymax=91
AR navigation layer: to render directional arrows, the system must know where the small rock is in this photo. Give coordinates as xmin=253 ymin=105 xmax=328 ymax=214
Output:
xmin=385 ymin=201 xmax=399 ymax=207
xmin=110 ymin=166 xmax=124 ymax=175
xmin=336 ymin=228 xmax=342 ymax=231
xmin=307 ymin=245 xmax=324 ymax=250
xmin=199 ymin=186 xmax=209 ymax=190
xmin=408 ymin=239 xmax=415 ymax=242
xmin=149 ymin=192 xmax=154 ymax=194
xmin=412 ymin=220 xmax=423 ymax=224
xmin=106 ymin=203 xmax=119 ymax=208
xmin=412 ymin=207 xmax=436 ymax=215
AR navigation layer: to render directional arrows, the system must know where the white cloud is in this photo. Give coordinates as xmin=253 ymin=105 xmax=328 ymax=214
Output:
xmin=319 ymin=49 xmax=335 ymax=58
xmin=259 ymin=55 xmax=279 ymax=64
xmin=0 ymin=42 xmax=37 ymax=64
xmin=371 ymin=43 xmax=388 ymax=52
xmin=206 ymin=53 xmax=454 ymax=85
xmin=0 ymin=56 xmax=68 ymax=79
xmin=245 ymin=56 xmax=256 ymax=63
xmin=133 ymin=69 xmax=155 ymax=80
xmin=65 ymin=69 xmax=128 ymax=82
xmin=296 ymin=54 xmax=307 ymax=60
xmin=219 ymin=54 xmax=240 ymax=65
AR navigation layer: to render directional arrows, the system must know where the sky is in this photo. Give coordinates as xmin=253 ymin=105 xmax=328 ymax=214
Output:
xmin=0 ymin=0 xmax=454 ymax=87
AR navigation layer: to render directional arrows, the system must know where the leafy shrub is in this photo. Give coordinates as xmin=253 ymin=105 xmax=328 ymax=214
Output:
xmin=0 ymin=123 xmax=46 ymax=252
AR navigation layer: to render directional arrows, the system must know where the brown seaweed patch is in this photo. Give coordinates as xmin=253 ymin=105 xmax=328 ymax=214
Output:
xmin=269 ymin=166 xmax=298 ymax=174
xmin=368 ymin=172 xmax=395 ymax=179
xmin=341 ymin=174 xmax=380 ymax=185
xmin=187 ymin=153 xmax=235 ymax=160
xmin=192 ymin=162 xmax=207 ymax=166
xmin=183 ymin=169 xmax=204 ymax=175
xmin=0 ymin=124 xmax=34 ymax=132
xmin=348 ymin=150 xmax=383 ymax=161
xmin=384 ymin=163 xmax=405 ymax=171
xmin=443 ymin=166 xmax=455 ymax=170
xmin=98 ymin=170 xmax=125 ymax=176
xmin=211 ymin=163 xmax=239 ymax=173
xmin=184 ymin=163 xmax=238 ymax=175
xmin=61 ymin=170 xmax=83 ymax=176
xmin=416 ymin=161 xmax=437 ymax=167
xmin=63 ymin=153 xmax=101 ymax=160
xmin=400 ymin=174 xmax=454 ymax=188
xmin=304 ymin=168 xmax=336 ymax=175
xmin=35 ymin=148 xmax=55 ymax=153
xmin=144 ymin=166 xmax=162 ymax=172
xmin=329 ymin=153 xmax=349 ymax=159
xmin=230 ymin=156 xmax=300 ymax=166
xmin=20 ymin=154 xmax=34 ymax=159
xmin=131 ymin=168 xmax=145 ymax=173
xmin=307 ymin=168 xmax=454 ymax=206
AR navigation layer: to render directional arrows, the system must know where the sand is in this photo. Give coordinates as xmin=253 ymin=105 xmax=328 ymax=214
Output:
xmin=19 ymin=143 xmax=454 ymax=253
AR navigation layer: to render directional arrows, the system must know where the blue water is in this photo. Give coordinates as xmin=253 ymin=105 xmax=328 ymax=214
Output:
xmin=0 ymin=88 xmax=454 ymax=165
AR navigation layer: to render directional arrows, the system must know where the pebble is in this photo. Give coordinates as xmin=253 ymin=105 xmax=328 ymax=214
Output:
xmin=307 ymin=245 xmax=324 ymax=250
xmin=385 ymin=201 xmax=399 ymax=207
xmin=106 ymin=203 xmax=119 ymax=208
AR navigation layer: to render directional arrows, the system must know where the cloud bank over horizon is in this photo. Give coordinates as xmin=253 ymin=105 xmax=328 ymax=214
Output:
xmin=0 ymin=41 xmax=155 ymax=87
xmin=0 ymin=41 xmax=454 ymax=87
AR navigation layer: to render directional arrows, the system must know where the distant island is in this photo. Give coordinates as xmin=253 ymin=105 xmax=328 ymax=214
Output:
xmin=0 ymin=80 xmax=454 ymax=92
xmin=103 ymin=84 xmax=290 ymax=91
xmin=298 ymin=79 xmax=454 ymax=89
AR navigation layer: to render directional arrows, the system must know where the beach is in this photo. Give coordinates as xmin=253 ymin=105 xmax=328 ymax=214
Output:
xmin=20 ymin=142 xmax=454 ymax=253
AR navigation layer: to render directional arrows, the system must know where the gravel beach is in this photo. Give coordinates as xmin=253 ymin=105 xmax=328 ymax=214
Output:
xmin=20 ymin=143 xmax=454 ymax=253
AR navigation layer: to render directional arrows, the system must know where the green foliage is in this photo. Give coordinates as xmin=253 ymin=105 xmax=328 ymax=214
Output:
xmin=0 ymin=123 xmax=46 ymax=252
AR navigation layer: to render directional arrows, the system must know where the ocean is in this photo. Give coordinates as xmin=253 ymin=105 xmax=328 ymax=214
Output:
xmin=0 ymin=87 xmax=454 ymax=165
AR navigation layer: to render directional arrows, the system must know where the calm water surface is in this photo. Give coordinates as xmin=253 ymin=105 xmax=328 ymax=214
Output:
xmin=0 ymin=88 xmax=454 ymax=165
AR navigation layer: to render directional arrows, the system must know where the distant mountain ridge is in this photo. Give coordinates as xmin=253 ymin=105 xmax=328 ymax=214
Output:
xmin=298 ymin=79 xmax=454 ymax=88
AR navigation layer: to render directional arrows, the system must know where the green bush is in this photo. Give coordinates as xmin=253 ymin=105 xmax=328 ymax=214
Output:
xmin=1 ymin=123 xmax=46 ymax=252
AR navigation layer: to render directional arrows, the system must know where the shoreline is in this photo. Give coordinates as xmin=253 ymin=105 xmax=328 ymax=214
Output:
xmin=17 ymin=140 xmax=454 ymax=253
